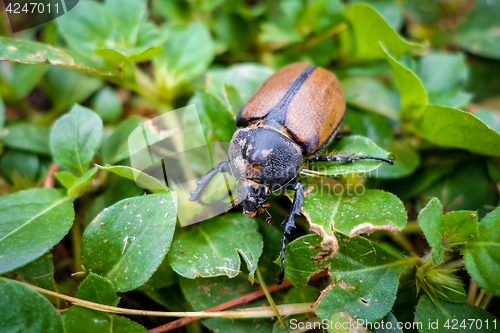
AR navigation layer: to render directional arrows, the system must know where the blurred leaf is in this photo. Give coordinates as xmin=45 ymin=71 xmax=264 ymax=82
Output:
xmin=101 ymin=116 xmax=144 ymax=165
xmin=0 ymin=278 xmax=63 ymax=332
xmin=105 ymin=0 xmax=148 ymax=48
xmin=91 ymin=86 xmax=123 ymax=123
xmin=50 ymin=104 xmax=103 ymax=176
xmin=95 ymin=45 xmax=163 ymax=63
xmin=200 ymin=92 xmax=237 ymax=142
xmin=475 ymin=109 xmax=500 ymax=134
xmin=341 ymin=3 xmax=420 ymax=61
xmin=302 ymin=136 xmax=392 ymax=176
xmin=143 ymin=283 xmax=193 ymax=312
xmin=343 ymin=109 xmax=394 ymax=148
xmin=43 ymin=66 xmax=103 ymax=113
xmin=97 ymin=165 xmax=168 ymax=193
xmin=138 ymin=257 xmax=178 ymax=291
xmin=0 ymin=150 xmax=39 ymax=182
xmin=326 ymin=312 xmax=369 ymax=333
xmin=463 ymin=207 xmax=500 ymax=297
xmin=0 ymin=37 xmax=117 ymax=76
xmin=418 ymin=198 xmax=444 ymax=266
xmin=349 ymin=0 xmax=403 ymax=31
xmin=6 ymin=252 xmax=55 ymax=291
xmin=78 ymin=272 xmax=120 ymax=306
xmin=443 ymin=210 xmax=478 ymax=248
xmin=63 ymin=306 xmax=147 ymax=333
xmin=374 ymin=313 xmax=402 ymax=333
xmin=68 ymin=166 xmax=98 ymax=196
xmin=0 ymin=188 xmax=74 ymax=274
xmin=0 ymin=97 xmax=4 ymax=130
xmin=0 ymin=123 xmax=50 ymax=155
xmin=453 ymin=0 xmax=500 ymax=60
xmin=153 ymin=22 xmax=214 ymax=98
xmin=376 ymin=140 xmax=420 ymax=179
xmin=169 ymin=214 xmax=263 ymax=281
xmin=284 ymin=285 xmax=319 ymax=304
xmin=414 ymin=294 xmax=497 ymax=333
xmin=340 ymin=77 xmax=399 ymax=120
xmin=55 ymin=171 xmax=79 ymax=189
xmin=81 ymin=193 xmax=177 ymax=292
xmin=12 ymin=63 xmax=49 ymax=98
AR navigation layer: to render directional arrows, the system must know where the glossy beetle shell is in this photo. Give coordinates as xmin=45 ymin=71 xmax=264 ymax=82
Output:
xmin=235 ymin=63 xmax=345 ymax=156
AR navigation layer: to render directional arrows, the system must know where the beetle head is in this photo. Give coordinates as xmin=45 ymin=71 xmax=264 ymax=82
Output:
xmin=237 ymin=178 xmax=270 ymax=216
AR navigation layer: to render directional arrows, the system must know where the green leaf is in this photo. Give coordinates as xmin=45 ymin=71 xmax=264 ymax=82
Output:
xmin=453 ymin=0 xmax=500 ymax=60
xmin=414 ymin=294 xmax=497 ymax=333
xmin=418 ymin=198 xmax=444 ymax=266
xmin=0 ymin=188 xmax=75 ymax=274
xmin=12 ymin=63 xmax=49 ymax=98
xmin=97 ymin=165 xmax=168 ymax=193
xmin=349 ymin=0 xmax=403 ymax=31
xmin=375 ymin=140 xmax=420 ymax=179
xmin=0 ymin=278 xmax=63 ymax=332
xmin=6 ymin=252 xmax=55 ymax=291
xmin=101 ymin=116 xmax=144 ymax=165
xmin=96 ymin=46 xmax=163 ymax=63
xmin=475 ymin=109 xmax=500 ymax=134
xmin=0 ymin=123 xmax=50 ymax=155
xmin=68 ymin=166 xmax=99 ymax=196
xmin=105 ymin=0 xmax=148 ymax=48
xmin=326 ymin=312 xmax=369 ymax=333
xmin=91 ymin=87 xmax=123 ymax=123
xmin=50 ymin=104 xmax=103 ymax=176
xmin=81 ymin=193 xmax=177 ymax=292
xmin=343 ymin=109 xmax=394 ymax=148
xmin=374 ymin=312 xmax=403 ymax=333
xmin=0 ymin=37 xmax=118 ymax=76
xmin=77 ymin=273 xmax=120 ymax=306
xmin=0 ymin=150 xmax=39 ymax=182
xmin=340 ymin=77 xmax=399 ymax=120
xmin=415 ymin=105 xmax=500 ymax=156
xmin=55 ymin=171 xmax=79 ymax=189
xmin=443 ymin=211 xmax=478 ymax=248
xmin=302 ymin=136 xmax=392 ymax=176
xmin=138 ymin=257 xmax=178 ymax=291
xmin=383 ymin=45 xmax=427 ymax=120
xmin=168 ymin=214 xmax=263 ymax=281
xmin=341 ymin=3 xmax=420 ymax=61
xmin=200 ymin=92 xmax=237 ymax=142
xmin=463 ymin=207 xmax=500 ymax=296
xmin=0 ymin=97 xmax=4 ymax=130
xmin=63 ymin=306 xmax=147 ymax=333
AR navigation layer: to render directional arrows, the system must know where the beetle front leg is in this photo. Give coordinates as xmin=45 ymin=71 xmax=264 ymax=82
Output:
xmin=277 ymin=178 xmax=305 ymax=285
xmin=189 ymin=161 xmax=231 ymax=204
xmin=309 ymin=154 xmax=395 ymax=164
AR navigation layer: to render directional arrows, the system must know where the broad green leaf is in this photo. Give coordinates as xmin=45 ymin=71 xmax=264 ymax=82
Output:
xmin=63 ymin=306 xmax=148 ymax=333
xmin=0 ymin=150 xmax=39 ymax=182
xmin=138 ymin=257 xmax=178 ymax=291
xmin=180 ymin=275 xmax=273 ymax=332
xmin=153 ymin=22 xmax=214 ymax=97
xmin=297 ymin=183 xmax=407 ymax=238
xmin=340 ymin=77 xmax=399 ymax=120
xmin=453 ymin=0 xmax=500 ymax=60
xmin=56 ymin=171 xmax=79 ymax=189
xmin=326 ymin=312 xmax=369 ymax=333
xmin=101 ymin=116 xmax=144 ymax=165
xmin=414 ymin=294 xmax=497 ymax=333
xmin=376 ymin=140 xmax=420 ymax=179
xmin=343 ymin=109 xmax=394 ymax=148
xmin=105 ymin=0 xmax=148 ymax=48
xmin=68 ymin=166 xmax=99 ymax=196
xmin=383 ymin=45 xmax=427 ymax=120
xmin=374 ymin=312 xmax=403 ymax=333
xmin=463 ymin=207 xmax=500 ymax=296
xmin=301 ymin=136 xmax=392 ymax=176
xmin=97 ymin=165 xmax=167 ymax=193
xmin=200 ymin=92 xmax=237 ymax=142
xmin=0 ymin=278 xmax=63 ymax=332
xmin=50 ymin=104 xmax=103 ymax=176
xmin=169 ymin=214 xmax=263 ymax=281
xmin=418 ymin=198 xmax=444 ymax=266
xmin=12 ymin=63 xmax=49 ymax=98
xmin=96 ymin=46 xmax=163 ymax=63
xmin=0 ymin=188 xmax=75 ymax=274
xmin=0 ymin=123 xmax=50 ymax=155
xmin=443 ymin=211 xmax=478 ymax=248
xmin=81 ymin=193 xmax=177 ymax=291
xmin=0 ymin=37 xmax=117 ymax=76
xmin=349 ymin=0 xmax=403 ymax=31
xmin=287 ymin=234 xmax=415 ymax=322
xmin=44 ymin=66 xmax=103 ymax=113
xmin=341 ymin=3 xmax=420 ymax=60
xmin=6 ymin=252 xmax=55 ymax=291
xmin=415 ymin=105 xmax=500 ymax=156
xmin=78 ymin=273 xmax=120 ymax=306
xmin=92 ymin=86 xmax=123 ymax=123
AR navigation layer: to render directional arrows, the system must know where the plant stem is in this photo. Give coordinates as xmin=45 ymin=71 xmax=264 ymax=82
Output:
xmin=474 ymin=288 xmax=486 ymax=307
xmin=467 ymin=280 xmax=478 ymax=304
xmin=256 ymin=267 xmax=286 ymax=328
xmin=480 ymin=293 xmax=493 ymax=310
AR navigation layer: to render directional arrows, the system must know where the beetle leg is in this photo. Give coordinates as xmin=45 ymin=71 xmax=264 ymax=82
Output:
xmin=333 ymin=130 xmax=351 ymax=140
xmin=309 ymin=154 xmax=395 ymax=165
xmin=189 ymin=161 xmax=231 ymax=204
xmin=277 ymin=178 xmax=305 ymax=285
xmin=261 ymin=204 xmax=273 ymax=225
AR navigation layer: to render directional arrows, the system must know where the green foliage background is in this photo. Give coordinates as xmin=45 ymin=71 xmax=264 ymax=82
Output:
xmin=0 ymin=0 xmax=499 ymax=332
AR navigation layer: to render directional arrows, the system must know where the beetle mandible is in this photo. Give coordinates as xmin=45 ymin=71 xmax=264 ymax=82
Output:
xmin=190 ymin=63 xmax=394 ymax=284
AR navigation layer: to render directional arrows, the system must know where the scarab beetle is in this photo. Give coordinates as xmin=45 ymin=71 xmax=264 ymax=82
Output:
xmin=190 ymin=63 xmax=394 ymax=284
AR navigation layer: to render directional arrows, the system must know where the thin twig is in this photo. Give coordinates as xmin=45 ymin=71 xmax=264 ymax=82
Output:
xmin=149 ymin=271 xmax=329 ymax=333
xmin=256 ymin=268 xmax=286 ymax=328
xmin=480 ymin=293 xmax=494 ymax=310
xmin=474 ymin=288 xmax=486 ymax=307
xmin=467 ymin=280 xmax=478 ymax=304
xmin=44 ymin=163 xmax=59 ymax=188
